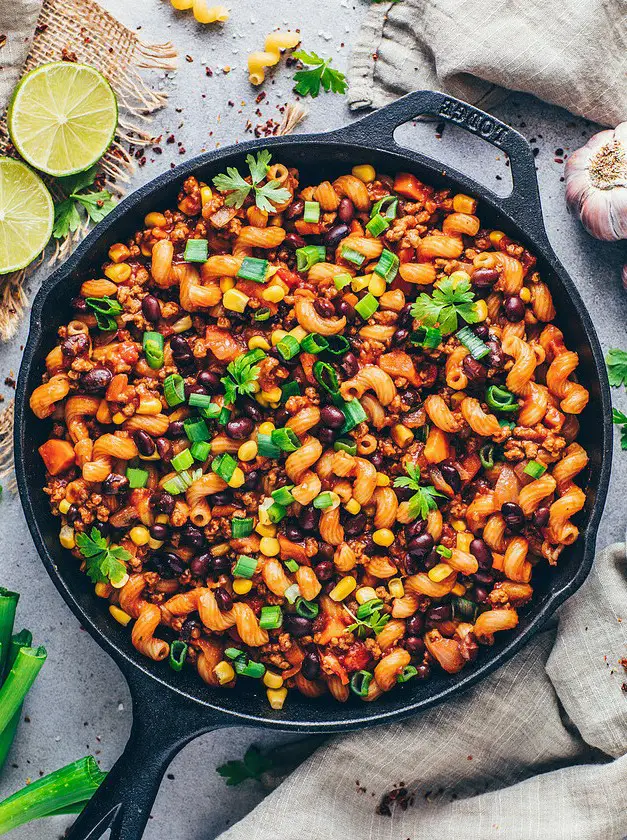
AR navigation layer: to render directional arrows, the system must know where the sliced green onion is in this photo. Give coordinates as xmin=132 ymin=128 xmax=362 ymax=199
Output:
xmin=284 ymin=583 xmax=301 ymax=604
xmin=231 ymin=517 xmax=254 ymax=538
xmin=212 ymin=452 xmax=237 ymax=482
xmin=373 ymin=248 xmax=399 ymax=283
xmin=356 ymin=599 xmax=384 ymax=619
xmin=499 ymin=419 xmax=516 ymax=429
xmin=354 ymin=292 xmax=379 ymax=320
xmin=237 ymin=257 xmax=268 ymax=283
xmin=479 ymin=444 xmax=495 ymax=470
xmin=190 ymin=441 xmax=211 ymax=462
xmin=259 ymin=605 xmax=283 ymax=630
xmin=183 ymin=238 xmax=208 ymax=262
xmin=171 ymin=449 xmax=194 ymax=472
xmin=451 ymin=596 xmax=478 ymax=622
xmin=324 ymin=335 xmax=350 ymax=356
xmin=271 ymin=427 xmax=302 ymax=452
xmin=486 ymin=385 xmax=519 ymax=413
xmin=303 ymin=201 xmax=320 ymax=223
xmin=296 ymin=245 xmax=326 ymax=272
xmin=161 ymin=469 xmax=197 ymax=495
xmin=85 ymin=296 xmax=122 ymax=316
xmin=280 ymin=381 xmax=301 ymax=402
xmin=254 ymin=307 xmax=272 ymax=322
xmin=184 ymin=417 xmax=210 ymax=442
xmin=93 ymin=311 xmax=117 ymax=331
xmin=236 ymin=659 xmax=266 ymax=678
xmin=341 ymin=246 xmax=366 ymax=267
xmin=276 ymin=334 xmax=301 ymax=361
xmin=164 ymin=374 xmax=185 ymax=407
xmin=295 ymin=597 xmax=319 ymax=619
xmin=350 ymin=670 xmax=372 ymax=697
xmin=436 ymin=545 xmax=453 ymax=559
xmin=271 ymin=485 xmax=295 ymax=506
xmin=126 ymin=466 xmax=149 ymax=488
xmin=301 ymin=334 xmax=329 ymax=354
xmin=233 ymin=555 xmax=258 ymax=578
xmin=456 ymin=326 xmax=490 ymax=360
xmin=366 ymin=214 xmax=390 ymax=237
xmin=241 ymin=348 xmax=267 ymax=367
xmin=218 ymin=406 xmax=231 ymax=425
xmin=334 ymin=438 xmax=357 ymax=456
xmin=199 ymin=402 xmax=221 ymax=420
xmin=284 ymin=559 xmax=299 ymax=573
xmin=142 ymin=331 xmax=164 ymax=369
xmin=524 ymin=459 xmax=547 ymax=479
xmin=333 ymin=273 xmax=353 ymax=290
xmin=189 ymin=392 xmax=212 ymax=409
xmin=371 ymin=195 xmax=398 ymax=219
xmin=266 ymin=502 xmax=287 ymax=524
xmin=169 ymin=640 xmax=188 ymax=672
xmin=397 ymin=665 xmax=418 ymax=684
xmin=341 ymin=399 xmax=367 ymax=433
xmin=225 ymin=647 xmax=245 ymax=660
xmin=313 ymin=360 xmax=340 ymax=395
xmin=313 ymin=491 xmax=339 ymax=510
xmin=410 ymin=325 xmax=442 ymax=349
xmin=257 ymin=433 xmax=282 ymax=458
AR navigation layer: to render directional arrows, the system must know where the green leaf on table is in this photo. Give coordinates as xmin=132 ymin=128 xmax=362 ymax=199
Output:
xmin=292 ymin=50 xmax=348 ymax=98
xmin=216 ymin=746 xmax=274 ymax=786
xmin=606 ymin=348 xmax=627 ymax=389
xmin=72 ymin=190 xmax=116 ymax=223
xmin=52 ymin=199 xmax=82 ymax=239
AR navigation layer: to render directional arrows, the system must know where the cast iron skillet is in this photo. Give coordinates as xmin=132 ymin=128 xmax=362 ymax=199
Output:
xmin=15 ymin=90 xmax=612 ymax=840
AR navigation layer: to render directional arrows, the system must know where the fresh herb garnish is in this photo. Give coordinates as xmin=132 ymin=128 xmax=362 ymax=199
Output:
xmin=606 ymin=348 xmax=627 ymax=389
xmin=52 ymin=165 xmax=115 ymax=239
xmin=75 ymin=527 xmax=130 ymax=586
xmin=217 ymin=745 xmax=274 ymax=786
xmin=221 ymin=353 xmax=262 ymax=406
xmin=612 ymin=407 xmax=627 ymax=450
xmin=345 ymin=607 xmax=390 ymax=639
xmin=212 ymin=150 xmax=291 ymax=213
xmin=292 ymin=50 xmax=348 ymax=98
xmin=410 ymin=275 xmax=480 ymax=335
xmin=393 ymin=463 xmax=444 ymax=520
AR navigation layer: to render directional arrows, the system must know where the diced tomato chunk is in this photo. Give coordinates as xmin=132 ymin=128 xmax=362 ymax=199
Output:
xmin=393 ymin=172 xmax=431 ymax=202
xmin=340 ymin=641 xmax=372 ymax=672
xmin=38 ymin=440 xmax=76 ymax=475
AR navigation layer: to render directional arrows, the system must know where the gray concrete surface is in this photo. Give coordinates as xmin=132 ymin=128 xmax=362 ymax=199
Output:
xmin=0 ymin=1 xmax=625 ymax=838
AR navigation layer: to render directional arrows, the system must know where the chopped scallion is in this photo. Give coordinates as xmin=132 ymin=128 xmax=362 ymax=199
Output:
xmin=324 ymin=335 xmax=350 ymax=356
xmin=479 ymin=444 xmax=495 ymax=470
xmin=225 ymin=647 xmax=245 ymax=660
xmin=303 ymin=201 xmax=320 ymax=223
xmin=397 ymin=665 xmax=418 ymax=683
xmin=233 ymin=555 xmax=258 ymax=578
xmin=271 ymin=427 xmax=302 ymax=452
xmin=271 ymin=485 xmax=295 ymax=506
xmin=284 ymin=583 xmax=301 ymax=604
xmin=301 ymin=333 xmax=329 ymax=354
xmin=254 ymin=307 xmax=272 ymax=322
xmin=313 ymin=360 xmax=340 ymax=395
xmin=171 ymin=448 xmax=194 ymax=472
xmin=259 ymin=605 xmax=282 ymax=630
xmin=295 ymin=597 xmax=319 ymax=619
xmin=341 ymin=399 xmax=367 ymax=433
xmin=169 ymin=640 xmax=188 ymax=672
xmin=280 ymin=381 xmax=301 ymax=402
xmin=366 ymin=214 xmax=390 ymax=237
xmin=236 ymin=659 xmax=266 ymax=679
xmin=142 ymin=331 xmax=164 ymax=370
xmin=189 ymin=392 xmax=213 ymax=409
xmin=371 ymin=195 xmax=398 ymax=219
xmin=333 ymin=273 xmax=353 ymax=291
xmin=257 ymin=434 xmax=282 ymax=459
xmin=486 ymin=385 xmax=519 ymax=413
xmin=276 ymin=334 xmax=301 ymax=361
xmin=456 ymin=326 xmax=490 ymax=360
xmin=183 ymin=238 xmax=208 ymax=262
xmin=126 ymin=466 xmax=149 ymax=488
xmin=341 ymin=246 xmax=366 ymax=267
xmin=410 ymin=325 xmax=442 ymax=349
xmin=183 ymin=417 xmax=210 ymax=442
xmin=313 ymin=491 xmax=339 ymax=510
xmin=163 ymin=374 xmax=185 ymax=407
xmin=212 ymin=452 xmax=237 ymax=482
xmin=373 ymin=248 xmax=399 ymax=283
xmin=436 ymin=545 xmax=453 ymax=559
xmin=190 ymin=441 xmax=211 ymax=461
xmin=296 ymin=245 xmax=326 ymax=272
xmin=237 ymin=256 xmax=269 ymax=283
xmin=524 ymin=459 xmax=547 ymax=479
xmin=349 ymin=669 xmax=372 ymax=697
xmin=231 ymin=517 xmax=254 ymax=538
xmin=354 ymin=292 xmax=379 ymax=320
xmin=284 ymin=559 xmax=299 ymax=573
xmin=333 ymin=438 xmax=357 ymax=456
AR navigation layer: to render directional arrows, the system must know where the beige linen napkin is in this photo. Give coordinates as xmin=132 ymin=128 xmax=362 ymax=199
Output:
xmin=218 ymin=543 xmax=627 ymax=840
xmin=348 ymin=0 xmax=627 ymax=126
xmin=0 ymin=1 xmax=41 ymax=110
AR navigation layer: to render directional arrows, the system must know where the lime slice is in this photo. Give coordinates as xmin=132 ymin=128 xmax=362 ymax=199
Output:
xmin=0 ymin=157 xmax=54 ymax=274
xmin=7 ymin=62 xmax=118 ymax=177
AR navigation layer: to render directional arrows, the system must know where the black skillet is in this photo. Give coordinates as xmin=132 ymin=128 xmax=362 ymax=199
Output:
xmin=14 ymin=90 xmax=612 ymax=840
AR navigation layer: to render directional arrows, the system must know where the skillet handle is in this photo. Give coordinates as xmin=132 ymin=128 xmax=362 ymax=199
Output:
xmin=334 ymin=90 xmax=549 ymax=246
xmin=65 ymin=669 xmax=222 ymax=840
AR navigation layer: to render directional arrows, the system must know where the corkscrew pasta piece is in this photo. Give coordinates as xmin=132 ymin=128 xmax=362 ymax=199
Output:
xmin=248 ymin=31 xmax=301 ymax=86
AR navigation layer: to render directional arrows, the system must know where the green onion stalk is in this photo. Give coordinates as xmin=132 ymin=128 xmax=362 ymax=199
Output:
xmin=0 ymin=646 xmax=46 ymax=736
xmin=0 ymin=630 xmax=33 ymax=771
xmin=0 ymin=756 xmax=105 ymax=834
xmin=0 ymin=589 xmax=19 ymax=680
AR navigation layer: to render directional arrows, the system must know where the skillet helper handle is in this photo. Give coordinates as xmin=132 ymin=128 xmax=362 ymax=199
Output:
xmin=65 ymin=674 xmax=219 ymax=840
xmin=339 ymin=89 xmax=548 ymax=245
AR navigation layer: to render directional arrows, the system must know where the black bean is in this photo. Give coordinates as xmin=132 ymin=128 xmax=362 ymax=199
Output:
xmin=284 ymin=523 xmax=303 ymax=541
xmin=398 ymin=303 xmax=414 ymax=328
xmin=180 ymin=615 xmax=201 ymax=641
xmin=504 ymin=296 xmax=525 ymax=322
xmin=190 ymin=552 xmax=212 ymax=577
xmin=211 ymin=555 xmax=231 ymax=573
xmin=180 ymin=525 xmax=205 ymax=551
xmin=320 ymin=405 xmax=345 ymax=428
xmin=148 ymin=553 xmax=171 ymax=577
xmin=533 ymin=506 xmax=550 ymax=528
xmin=337 ymin=198 xmax=354 ymax=223
xmin=462 ymin=355 xmax=487 ymax=383
xmin=71 ymin=296 xmax=88 ymax=314
xmin=141 ymin=295 xmax=161 ymax=322
xmin=151 ymin=490 xmax=174 ymax=514
xmin=473 ymin=570 xmax=494 ymax=585
xmin=340 ymin=352 xmax=358 ymax=378
xmin=344 ymin=512 xmax=367 ymax=536
xmin=318 ymin=428 xmax=336 ymax=445
xmin=406 ymin=614 xmax=424 ymax=636
xmin=323 ymin=223 xmax=350 ymax=251
xmin=184 ymin=383 xmax=207 ymax=399
xmin=285 ymin=198 xmax=304 ymax=219
xmin=299 ymin=506 xmax=320 ymax=533
xmin=211 ymin=491 xmax=231 ymax=505
xmin=80 ymin=367 xmax=112 ymax=393
xmin=314 ymin=298 xmax=336 ymax=319
xmin=501 ymin=501 xmax=525 ymax=532
xmin=471 ymin=267 xmax=498 ymax=288
xmin=337 ymin=300 xmax=355 ymax=321
xmin=242 ymin=470 xmax=260 ymax=490
xmin=170 ymin=335 xmax=191 ymax=359
xmin=168 ymin=420 xmax=185 ymax=438
xmin=133 ymin=429 xmax=155 ymax=457
xmin=284 ymin=615 xmax=313 ymax=638
xmin=274 ymin=408 xmax=290 ymax=427
xmin=370 ymin=451 xmax=383 ymax=470
xmin=284 ymin=232 xmax=306 ymax=250
xmin=66 ymin=504 xmax=79 ymax=524
xmin=150 ymin=524 xmax=168 ymax=541
xmin=423 ymin=549 xmax=439 ymax=571
xmin=474 ymin=324 xmax=489 ymax=339
xmin=314 ymin=560 xmax=333 ymax=581
xmin=440 ymin=462 xmax=461 ymax=493
xmin=427 ymin=604 xmax=451 ymax=622
xmin=392 ymin=328 xmax=409 ymax=347
xmin=214 ymin=587 xmax=233 ymax=611
xmin=469 ymin=538 xmax=493 ymax=570
xmin=197 ymin=370 xmax=220 ymax=393
xmin=301 ymin=651 xmax=321 ymax=680
xmin=408 ymin=533 xmax=434 ymax=557
xmin=406 ymin=519 xmax=427 ymax=539
xmin=486 ymin=340 xmax=506 ymax=369
xmin=102 ymin=474 xmax=129 ymax=495
xmin=226 ymin=416 xmax=254 ymax=440
xmin=405 ymin=636 xmax=425 ymax=656
xmin=61 ymin=334 xmax=89 ymax=358
xmin=315 ymin=542 xmax=335 ymax=563
xmin=473 ymin=585 xmax=489 ymax=603
xmin=155 ymin=437 xmax=173 ymax=462
xmin=241 ymin=399 xmax=264 ymax=422
xmin=164 ymin=552 xmax=187 ymax=576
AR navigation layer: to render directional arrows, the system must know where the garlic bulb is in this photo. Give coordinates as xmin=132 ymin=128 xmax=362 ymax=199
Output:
xmin=623 ymin=263 xmax=627 ymax=292
xmin=564 ymin=122 xmax=627 ymax=241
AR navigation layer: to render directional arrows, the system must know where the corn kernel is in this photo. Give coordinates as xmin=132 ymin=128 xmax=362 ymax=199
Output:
xmin=428 ymin=563 xmax=454 ymax=582
xmin=149 ymin=538 xmax=164 ymax=550
xmin=519 ymin=287 xmax=531 ymax=303
xmin=289 ymin=326 xmax=307 ymax=342
xmin=391 ymin=424 xmax=414 ymax=448
xmin=214 ymin=661 xmax=235 ymax=685
xmin=156 ymin=514 xmax=169 ymax=525
xmin=238 ymin=440 xmax=258 ymax=461
xmin=259 ymin=421 xmax=275 ymax=435
xmin=257 ymin=507 xmax=271 ymax=527
xmin=450 ymin=391 xmax=466 ymax=406
xmin=211 ymin=542 xmax=230 ymax=556
xmin=144 ymin=211 xmax=167 ymax=228
xmin=452 ymin=194 xmax=477 ymax=214
xmin=271 ymin=329 xmax=287 ymax=346
xmin=130 ymin=526 xmax=150 ymax=546
xmin=220 ymin=276 xmax=235 ymax=293
xmin=262 ymin=285 xmax=285 ymax=303
xmin=451 ymin=583 xmax=467 ymax=596
xmin=137 ymin=397 xmax=163 ymax=415
xmin=233 ymin=578 xmax=253 ymax=595
xmin=261 ymin=387 xmax=282 ymax=403
xmin=329 ymin=575 xmax=357 ymax=602
xmin=355 ymin=586 xmax=377 ymax=605
xmin=95 ymin=582 xmax=110 ymax=598
xmin=375 ymin=472 xmax=390 ymax=487
xmin=451 ymin=518 xmax=466 ymax=532
xmin=474 ymin=299 xmax=488 ymax=322
xmin=59 ymin=525 xmax=75 ymax=549
xmin=260 ymin=536 xmax=280 ymax=556
xmin=449 ymin=270 xmax=471 ymax=287
xmin=351 ymin=275 xmax=370 ymax=293
xmin=108 ymin=243 xmax=130 ymax=263
xmin=352 ymin=164 xmax=376 ymax=183
xmin=111 ymin=572 xmax=129 ymax=590
xmin=58 ymin=498 xmax=71 ymax=515
xmin=223 ymin=288 xmax=249 ymax=313
xmin=171 ymin=315 xmax=193 ymax=333
xmin=105 ymin=263 xmax=132 ymax=283
xmin=388 ymin=578 xmax=404 ymax=598
xmin=344 ymin=498 xmax=361 ymax=515
xmin=112 ymin=411 xmax=125 ymax=425
xmin=266 ymin=687 xmax=288 ymax=709
xmin=489 ymin=230 xmax=505 ymax=246
xmin=373 ymin=528 xmax=394 ymax=547
xmin=228 ymin=467 xmax=246 ymax=488
xmin=248 ymin=335 xmax=271 ymax=351
xmin=109 ymin=605 xmax=132 ymax=626
xmin=368 ymin=274 xmax=387 ymax=297
xmin=200 ymin=186 xmax=213 ymax=207
xmin=456 ymin=531 xmax=473 ymax=552
xmin=140 ymin=242 xmax=153 ymax=257
xmin=263 ymin=670 xmax=284 ymax=689
xmin=255 ymin=522 xmax=277 ymax=537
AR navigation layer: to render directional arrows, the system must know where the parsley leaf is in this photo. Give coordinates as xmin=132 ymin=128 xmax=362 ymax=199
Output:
xmin=621 ymin=426 xmax=627 ymax=451
xmin=213 ymin=165 xmax=253 ymax=209
xmin=217 ymin=746 xmax=273 ymax=786
xmin=612 ymin=407 xmax=627 ymax=425
xmin=393 ymin=463 xmax=444 ymax=520
xmin=221 ymin=353 xmax=262 ymax=406
xmin=52 ymin=166 xmax=115 ymax=239
xmin=246 ymin=149 xmax=272 ymax=185
xmin=606 ymin=348 xmax=627 ymax=389
xmin=212 ymin=150 xmax=291 ymax=212
xmin=292 ymin=50 xmax=348 ymax=98
xmin=346 ymin=609 xmax=390 ymax=639
xmin=75 ymin=527 xmax=130 ymax=586
xmin=53 ymin=199 xmax=82 ymax=239
xmin=72 ymin=190 xmax=116 ymax=223
xmin=410 ymin=276 xmax=479 ymax=335
xmin=56 ymin=165 xmax=98 ymax=195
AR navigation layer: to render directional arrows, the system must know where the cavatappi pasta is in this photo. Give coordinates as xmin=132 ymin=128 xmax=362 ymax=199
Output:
xmin=32 ymin=155 xmax=590 ymax=709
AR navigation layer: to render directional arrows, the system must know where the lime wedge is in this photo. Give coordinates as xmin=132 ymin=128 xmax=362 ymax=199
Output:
xmin=7 ymin=62 xmax=118 ymax=177
xmin=0 ymin=157 xmax=54 ymax=274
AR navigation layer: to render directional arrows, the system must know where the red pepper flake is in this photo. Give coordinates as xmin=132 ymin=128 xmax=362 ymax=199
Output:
xmin=185 ymin=55 xmax=193 ymax=63
xmin=376 ymin=785 xmax=413 ymax=816
xmin=227 ymin=100 xmax=234 ymax=107
xmin=205 ymin=66 xmax=213 ymax=77
xmin=622 ymin=683 xmax=627 ymax=693
xmin=4 ymin=376 xmax=16 ymax=389
xmin=178 ymin=147 xmax=186 ymax=155
xmin=166 ymin=134 xmax=175 ymax=144
xmin=153 ymin=147 xmax=162 ymax=155
xmin=61 ymin=47 xmax=78 ymax=62
xmin=255 ymin=91 xmax=266 ymax=103
xmin=554 ymin=158 xmax=563 ymax=164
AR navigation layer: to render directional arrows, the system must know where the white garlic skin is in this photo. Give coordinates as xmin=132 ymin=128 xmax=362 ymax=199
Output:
xmin=564 ymin=122 xmax=627 ymax=242
xmin=623 ymin=263 xmax=627 ymax=292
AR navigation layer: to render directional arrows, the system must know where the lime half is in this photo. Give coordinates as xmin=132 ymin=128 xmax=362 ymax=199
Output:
xmin=0 ymin=157 xmax=54 ymax=274
xmin=8 ymin=62 xmax=118 ymax=177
